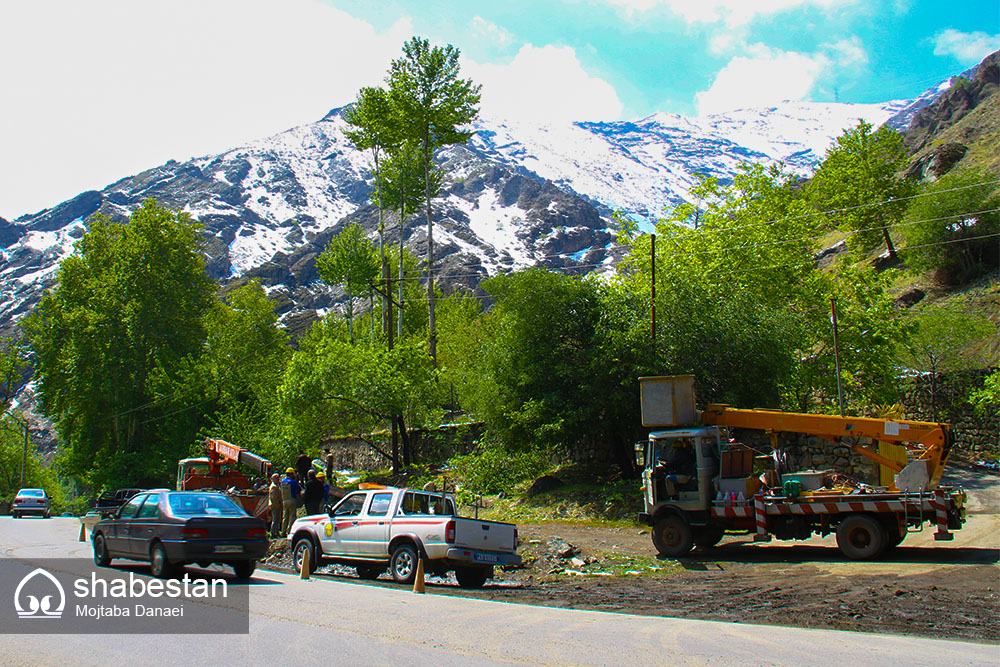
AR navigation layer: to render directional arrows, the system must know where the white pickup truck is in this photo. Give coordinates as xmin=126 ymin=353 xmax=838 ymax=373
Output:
xmin=287 ymin=486 xmax=521 ymax=588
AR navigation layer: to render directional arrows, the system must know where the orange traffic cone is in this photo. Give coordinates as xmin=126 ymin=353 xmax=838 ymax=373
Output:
xmin=78 ymin=521 xmax=87 ymax=542
xmin=412 ymin=557 xmax=425 ymax=594
xmin=299 ymin=550 xmax=311 ymax=580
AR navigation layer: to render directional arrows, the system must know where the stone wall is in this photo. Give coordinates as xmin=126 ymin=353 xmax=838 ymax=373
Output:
xmin=319 ymin=422 xmax=484 ymax=472
xmin=731 ymin=430 xmax=880 ymax=484
xmin=899 ymin=368 xmax=999 ymax=458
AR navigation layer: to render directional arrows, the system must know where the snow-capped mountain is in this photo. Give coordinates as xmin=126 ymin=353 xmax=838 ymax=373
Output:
xmin=0 ymin=79 xmax=953 ymax=337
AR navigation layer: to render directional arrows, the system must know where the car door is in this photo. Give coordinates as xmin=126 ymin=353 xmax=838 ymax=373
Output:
xmin=356 ymin=492 xmax=393 ymax=556
xmin=128 ymin=493 xmax=161 ymax=556
xmin=106 ymin=494 xmax=145 ymax=556
xmin=319 ymin=493 xmax=367 ymax=557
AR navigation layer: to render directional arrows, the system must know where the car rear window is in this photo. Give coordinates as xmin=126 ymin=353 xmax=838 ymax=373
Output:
xmin=18 ymin=489 xmax=45 ymax=498
xmin=167 ymin=493 xmax=247 ymax=517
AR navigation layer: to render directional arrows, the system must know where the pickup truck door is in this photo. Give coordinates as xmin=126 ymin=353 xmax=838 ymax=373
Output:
xmin=355 ymin=492 xmax=394 ymax=556
xmin=320 ymin=492 xmax=367 ymax=556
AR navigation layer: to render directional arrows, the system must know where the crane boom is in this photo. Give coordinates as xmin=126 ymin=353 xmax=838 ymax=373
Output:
xmin=700 ymin=404 xmax=954 ymax=489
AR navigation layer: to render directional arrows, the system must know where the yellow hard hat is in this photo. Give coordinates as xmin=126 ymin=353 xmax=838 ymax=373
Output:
xmin=285 ymin=467 xmax=295 ymax=474
xmin=316 ymin=472 xmax=326 ymax=479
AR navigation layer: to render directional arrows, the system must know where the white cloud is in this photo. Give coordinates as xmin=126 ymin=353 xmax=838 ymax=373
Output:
xmin=695 ymin=44 xmax=828 ymax=115
xmin=601 ymin=0 xmax=850 ymax=26
xmin=933 ymin=29 xmax=1000 ymax=63
xmin=470 ymin=16 xmax=514 ymax=47
xmin=466 ymin=44 xmax=623 ymax=123
xmin=0 ymin=0 xmax=412 ymax=218
xmin=824 ymin=37 xmax=868 ymax=68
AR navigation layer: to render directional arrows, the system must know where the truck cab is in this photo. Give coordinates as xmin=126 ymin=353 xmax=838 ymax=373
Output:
xmin=640 ymin=427 xmax=721 ymax=515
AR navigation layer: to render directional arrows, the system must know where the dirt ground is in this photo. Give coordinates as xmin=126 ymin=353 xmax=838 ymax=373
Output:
xmin=262 ymin=466 xmax=999 ymax=642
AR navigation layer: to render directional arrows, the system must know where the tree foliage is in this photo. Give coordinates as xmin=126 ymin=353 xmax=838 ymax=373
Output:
xmin=902 ymin=169 xmax=1000 ymax=282
xmin=316 ymin=223 xmax=379 ymax=342
xmin=24 ymin=200 xmax=215 ymax=487
xmin=808 ymin=120 xmax=915 ymax=258
xmin=387 ymin=36 xmax=481 ymax=363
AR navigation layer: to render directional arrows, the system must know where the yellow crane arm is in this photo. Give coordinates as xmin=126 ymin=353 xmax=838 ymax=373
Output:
xmin=699 ymin=405 xmax=954 ymax=489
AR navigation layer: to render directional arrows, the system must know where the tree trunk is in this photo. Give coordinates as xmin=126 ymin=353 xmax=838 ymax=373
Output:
xmin=398 ymin=415 xmax=412 ymax=467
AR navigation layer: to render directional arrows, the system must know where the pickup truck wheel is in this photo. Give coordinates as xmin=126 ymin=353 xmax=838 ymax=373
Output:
xmin=356 ymin=566 xmax=385 ymax=580
xmin=150 ymin=542 xmax=179 ymax=579
xmin=232 ymin=560 xmax=256 ymax=580
xmin=390 ymin=543 xmax=419 ymax=585
xmin=836 ymin=514 xmax=886 ymax=560
xmin=652 ymin=515 xmax=693 ymax=557
xmin=455 ymin=567 xmax=489 ymax=589
xmin=93 ymin=533 xmax=112 ymax=567
xmin=292 ymin=538 xmax=317 ymax=575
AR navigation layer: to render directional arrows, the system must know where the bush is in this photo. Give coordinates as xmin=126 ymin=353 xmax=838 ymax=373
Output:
xmin=448 ymin=444 xmax=552 ymax=495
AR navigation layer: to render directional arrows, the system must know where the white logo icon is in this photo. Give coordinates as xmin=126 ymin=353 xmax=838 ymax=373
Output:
xmin=14 ymin=568 xmax=66 ymax=620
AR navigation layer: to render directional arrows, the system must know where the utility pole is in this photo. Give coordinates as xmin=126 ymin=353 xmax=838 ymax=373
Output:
xmin=651 ymin=234 xmax=656 ymax=358
xmin=831 ymin=298 xmax=845 ymax=417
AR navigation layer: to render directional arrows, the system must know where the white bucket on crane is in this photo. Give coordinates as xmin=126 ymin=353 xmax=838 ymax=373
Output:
xmin=639 ymin=375 xmax=697 ymax=427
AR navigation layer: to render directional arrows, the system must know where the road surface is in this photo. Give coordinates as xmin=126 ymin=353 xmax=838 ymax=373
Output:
xmin=0 ymin=517 xmax=994 ymax=666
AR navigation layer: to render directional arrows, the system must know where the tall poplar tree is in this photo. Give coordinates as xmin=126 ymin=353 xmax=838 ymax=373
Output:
xmin=388 ymin=36 xmax=481 ymax=364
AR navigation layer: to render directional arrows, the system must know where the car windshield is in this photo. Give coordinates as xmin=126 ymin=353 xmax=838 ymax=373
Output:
xmin=167 ymin=493 xmax=247 ymax=517
xmin=18 ymin=489 xmax=45 ymax=498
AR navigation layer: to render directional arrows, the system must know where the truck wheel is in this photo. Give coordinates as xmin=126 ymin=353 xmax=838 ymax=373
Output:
xmin=356 ymin=566 xmax=385 ymax=580
xmin=390 ymin=543 xmax=419 ymax=585
xmin=150 ymin=542 xmax=179 ymax=578
xmin=836 ymin=514 xmax=886 ymax=560
xmin=652 ymin=515 xmax=693 ymax=557
xmin=93 ymin=533 xmax=112 ymax=567
xmin=455 ymin=567 xmax=489 ymax=589
xmin=232 ymin=560 xmax=256 ymax=580
xmin=693 ymin=524 xmax=725 ymax=549
xmin=292 ymin=537 xmax=317 ymax=574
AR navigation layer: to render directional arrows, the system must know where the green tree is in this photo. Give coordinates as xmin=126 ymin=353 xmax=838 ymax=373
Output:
xmin=280 ymin=320 xmax=439 ymax=471
xmin=24 ymin=200 xmax=215 ymax=487
xmin=970 ymin=370 xmax=1000 ymax=417
xmin=316 ymin=223 xmax=379 ymax=342
xmin=388 ymin=36 xmax=481 ymax=365
xmin=343 ymin=86 xmax=400 ymax=341
xmin=0 ymin=334 xmax=29 ymax=412
xmin=902 ymin=169 xmax=1000 ymax=282
xmin=148 ymin=280 xmax=291 ymax=462
xmin=808 ymin=120 xmax=914 ymax=260
xmin=378 ymin=139 xmax=439 ymax=340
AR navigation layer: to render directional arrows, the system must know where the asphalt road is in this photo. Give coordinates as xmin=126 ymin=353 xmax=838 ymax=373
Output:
xmin=0 ymin=517 xmax=995 ymax=666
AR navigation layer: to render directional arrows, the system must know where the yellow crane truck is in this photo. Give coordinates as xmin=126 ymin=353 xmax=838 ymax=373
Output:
xmin=637 ymin=376 xmax=967 ymax=560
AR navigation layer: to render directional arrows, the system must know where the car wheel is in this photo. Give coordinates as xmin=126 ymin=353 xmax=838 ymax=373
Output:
xmin=292 ymin=537 xmax=316 ymax=575
xmin=149 ymin=542 xmax=179 ymax=578
xmin=93 ymin=533 xmax=112 ymax=567
xmin=652 ymin=515 xmax=693 ymax=557
xmin=390 ymin=543 xmax=419 ymax=585
xmin=455 ymin=566 xmax=489 ymax=589
xmin=836 ymin=514 xmax=886 ymax=560
xmin=11 ymin=512 xmax=18 ymax=519
xmin=232 ymin=560 xmax=256 ymax=580
xmin=356 ymin=565 xmax=385 ymax=580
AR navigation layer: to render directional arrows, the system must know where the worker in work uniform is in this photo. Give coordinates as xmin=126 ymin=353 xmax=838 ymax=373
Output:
xmin=655 ymin=439 xmax=697 ymax=497
xmin=317 ymin=471 xmax=330 ymax=510
xmin=280 ymin=468 xmax=301 ymax=534
xmin=268 ymin=473 xmax=283 ymax=538
xmin=303 ymin=470 xmax=325 ymax=516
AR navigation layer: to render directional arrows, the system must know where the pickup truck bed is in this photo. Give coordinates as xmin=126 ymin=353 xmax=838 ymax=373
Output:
xmin=288 ymin=486 xmax=521 ymax=588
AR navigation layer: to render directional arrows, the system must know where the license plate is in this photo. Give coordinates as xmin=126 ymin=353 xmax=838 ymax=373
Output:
xmin=213 ymin=545 xmax=243 ymax=553
xmin=474 ymin=552 xmax=498 ymax=564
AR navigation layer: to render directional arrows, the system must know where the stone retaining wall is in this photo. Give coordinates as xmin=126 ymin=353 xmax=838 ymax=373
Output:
xmin=320 ymin=422 xmax=484 ymax=471
xmin=899 ymin=368 xmax=999 ymax=458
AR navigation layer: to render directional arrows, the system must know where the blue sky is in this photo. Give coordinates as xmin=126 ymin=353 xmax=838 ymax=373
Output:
xmin=1 ymin=0 xmax=997 ymax=219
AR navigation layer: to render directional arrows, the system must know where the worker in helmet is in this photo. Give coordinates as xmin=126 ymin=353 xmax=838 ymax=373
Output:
xmin=316 ymin=471 xmax=330 ymax=509
xmin=654 ymin=439 xmax=697 ymax=498
xmin=280 ymin=467 xmax=300 ymax=534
